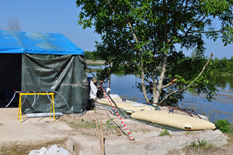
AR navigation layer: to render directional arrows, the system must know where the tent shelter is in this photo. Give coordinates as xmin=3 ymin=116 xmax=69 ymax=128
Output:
xmin=0 ymin=30 xmax=88 ymax=113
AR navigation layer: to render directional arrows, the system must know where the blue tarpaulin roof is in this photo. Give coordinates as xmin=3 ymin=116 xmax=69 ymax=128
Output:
xmin=0 ymin=30 xmax=84 ymax=55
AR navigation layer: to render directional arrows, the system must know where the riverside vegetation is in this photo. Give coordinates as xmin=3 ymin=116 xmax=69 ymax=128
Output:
xmin=85 ymin=51 xmax=233 ymax=77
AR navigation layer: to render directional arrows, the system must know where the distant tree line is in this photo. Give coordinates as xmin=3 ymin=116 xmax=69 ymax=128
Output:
xmin=84 ymin=51 xmax=92 ymax=59
xmin=84 ymin=51 xmax=102 ymax=60
xmin=178 ymin=49 xmax=233 ymax=76
xmin=209 ymin=57 xmax=233 ymax=76
xmin=85 ymin=49 xmax=232 ymax=76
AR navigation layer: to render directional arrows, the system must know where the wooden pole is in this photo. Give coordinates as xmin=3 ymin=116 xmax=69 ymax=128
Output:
xmin=100 ymin=119 xmax=105 ymax=155
xmin=95 ymin=118 xmax=102 ymax=152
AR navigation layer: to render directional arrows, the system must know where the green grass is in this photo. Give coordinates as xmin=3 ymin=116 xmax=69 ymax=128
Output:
xmin=106 ymin=118 xmax=114 ymax=125
xmin=186 ymin=140 xmax=214 ymax=150
xmin=70 ymin=120 xmax=96 ymax=129
xmin=105 ymin=118 xmax=118 ymax=131
xmin=64 ymin=118 xmax=118 ymax=132
xmin=158 ymin=128 xmax=170 ymax=136
xmin=185 ymin=131 xmax=194 ymax=135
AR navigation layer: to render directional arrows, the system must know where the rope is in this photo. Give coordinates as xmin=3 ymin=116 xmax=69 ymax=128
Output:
xmin=73 ymin=109 xmax=87 ymax=117
xmin=21 ymin=92 xmax=27 ymax=106
xmin=32 ymin=91 xmax=36 ymax=107
xmin=102 ymin=88 xmax=135 ymax=140
xmin=5 ymin=90 xmax=87 ymax=118
xmin=36 ymin=91 xmax=40 ymax=101
xmin=87 ymin=67 xmax=135 ymax=140
xmin=46 ymin=91 xmax=54 ymax=104
xmin=5 ymin=91 xmax=17 ymax=107
xmin=53 ymin=91 xmax=71 ymax=110
xmin=146 ymin=103 xmax=161 ymax=110
xmin=45 ymin=90 xmax=87 ymax=117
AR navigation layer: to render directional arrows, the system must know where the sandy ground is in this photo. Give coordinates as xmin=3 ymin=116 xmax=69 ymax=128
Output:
xmin=0 ymin=107 xmax=233 ymax=155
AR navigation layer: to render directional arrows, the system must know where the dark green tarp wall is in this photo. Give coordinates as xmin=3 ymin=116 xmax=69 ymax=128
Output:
xmin=21 ymin=54 xmax=88 ymax=113
xmin=0 ymin=31 xmax=88 ymax=113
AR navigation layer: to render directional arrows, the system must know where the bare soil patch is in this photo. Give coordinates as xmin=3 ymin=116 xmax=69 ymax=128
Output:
xmin=0 ymin=107 xmax=232 ymax=155
xmin=0 ymin=138 xmax=67 ymax=155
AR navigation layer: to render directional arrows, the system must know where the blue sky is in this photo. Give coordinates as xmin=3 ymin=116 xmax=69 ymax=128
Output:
xmin=0 ymin=0 xmax=232 ymax=59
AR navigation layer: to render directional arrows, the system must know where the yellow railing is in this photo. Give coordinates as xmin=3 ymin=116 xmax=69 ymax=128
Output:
xmin=18 ymin=92 xmax=55 ymax=123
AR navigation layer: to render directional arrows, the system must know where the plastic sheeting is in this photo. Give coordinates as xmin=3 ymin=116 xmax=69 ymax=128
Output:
xmin=29 ymin=145 xmax=71 ymax=155
xmin=89 ymin=80 xmax=97 ymax=99
xmin=0 ymin=30 xmax=84 ymax=55
xmin=21 ymin=54 xmax=88 ymax=113
xmin=0 ymin=30 xmax=88 ymax=112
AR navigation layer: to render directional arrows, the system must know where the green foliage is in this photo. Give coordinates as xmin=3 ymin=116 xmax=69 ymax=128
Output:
xmin=76 ymin=0 xmax=233 ymax=104
xmin=84 ymin=51 xmax=102 ymax=60
xmin=186 ymin=140 xmax=213 ymax=150
xmin=185 ymin=131 xmax=194 ymax=135
xmin=158 ymin=127 xmax=170 ymax=136
xmin=105 ymin=118 xmax=118 ymax=131
xmin=106 ymin=118 xmax=114 ymax=126
xmin=208 ymin=57 xmax=233 ymax=76
xmin=214 ymin=119 xmax=232 ymax=134
xmin=84 ymin=51 xmax=92 ymax=59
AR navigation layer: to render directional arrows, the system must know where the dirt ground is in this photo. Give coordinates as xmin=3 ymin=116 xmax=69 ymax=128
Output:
xmin=0 ymin=107 xmax=233 ymax=155
xmin=167 ymin=134 xmax=233 ymax=155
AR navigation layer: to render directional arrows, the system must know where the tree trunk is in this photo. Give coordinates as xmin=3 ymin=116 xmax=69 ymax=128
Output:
xmin=152 ymin=72 xmax=157 ymax=104
xmin=127 ymin=20 xmax=149 ymax=103
xmin=140 ymin=62 xmax=149 ymax=103
xmin=153 ymin=53 xmax=168 ymax=105
xmin=153 ymin=0 xmax=168 ymax=105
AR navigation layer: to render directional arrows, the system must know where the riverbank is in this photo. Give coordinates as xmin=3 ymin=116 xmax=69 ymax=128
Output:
xmin=211 ymin=73 xmax=233 ymax=76
xmin=86 ymin=60 xmax=105 ymax=65
xmin=85 ymin=60 xmax=233 ymax=78
xmin=0 ymin=107 xmax=232 ymax=155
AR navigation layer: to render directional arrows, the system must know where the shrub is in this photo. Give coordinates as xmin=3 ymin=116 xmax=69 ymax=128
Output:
xmin=214 ymin=119 xmax=231 ymax=134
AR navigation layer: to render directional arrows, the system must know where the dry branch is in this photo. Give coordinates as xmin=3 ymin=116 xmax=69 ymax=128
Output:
xmin=159 ymin=53 xmax=214 ymax=105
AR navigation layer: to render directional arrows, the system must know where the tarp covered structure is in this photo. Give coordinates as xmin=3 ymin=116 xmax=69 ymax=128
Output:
xmin=0 ymin=30 xmax=88 ymax=113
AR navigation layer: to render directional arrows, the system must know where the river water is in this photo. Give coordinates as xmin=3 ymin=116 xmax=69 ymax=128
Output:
xmin=87 ymin=66 xmax=233 ymax=123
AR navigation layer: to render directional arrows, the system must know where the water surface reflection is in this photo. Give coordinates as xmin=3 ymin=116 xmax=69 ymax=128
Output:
xmin=87 ymin=67 xmax=233 ymax=123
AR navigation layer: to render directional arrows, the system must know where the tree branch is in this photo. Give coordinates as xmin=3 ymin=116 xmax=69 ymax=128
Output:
xmin=191 ymin=30 xmax=222 ymax=33
xmin=107 ymin=0 xmax=116 ymax=13
xmin=134 ymin=74 xmax=151 ymax=83
xmin=161 ymin=78 xmax=177 ymax=89
xmin=183 ymin=15 xmax=206 ymax=39
xmin=159 ymin=53 xmax=214 ymax=105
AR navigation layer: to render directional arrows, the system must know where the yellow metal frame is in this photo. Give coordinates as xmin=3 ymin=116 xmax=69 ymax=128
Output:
xmin=18 ymin=92 xmax=55 ymax=123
